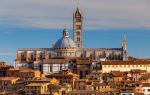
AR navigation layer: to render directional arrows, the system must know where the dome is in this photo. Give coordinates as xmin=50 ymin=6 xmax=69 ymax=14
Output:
xmin=53 ymin=28 xmax=77 ymax=49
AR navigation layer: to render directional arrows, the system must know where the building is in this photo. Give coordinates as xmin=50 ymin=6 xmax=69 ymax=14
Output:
xmin=66 ymin=79 xmax=98 ymax=95
xmin=46 ymin=71 xmax=79 ymax=89
xmin=14 ymin=7 xmax=128 ymax=74
xmin=25 ymin=77 xmax=57 ymax=85
xmin=0 ymin=77 xmax=20 ymax=93
xmin=140 ymin=73 xmax=150 ymax=83
xmin=6 ymin=68 xmax=43 ymax=80
xmin=101 ymin=60 xmax=150 ymax=73
xmin=6 ymin=68 xmax=20 ymax=77
xmin=25 ymin=77 xmax=61 ymax=95
xmin=70 ymin=58 xmax=92 ymax=79
xmin=142 ymin=83 xmax=150 ymax=95
xmin=25 ymin=83 xmax=50 ymax=95
xmin=0 ymin=62 xmax=13 ymax=77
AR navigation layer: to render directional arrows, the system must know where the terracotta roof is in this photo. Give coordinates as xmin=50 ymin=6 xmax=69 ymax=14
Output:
xmin=99 ymin=83 xmax=107 ymax=86
xmin=134 ymin=92 xmax=144 ymax=95
xmin=26 ymin=83 xmax=50 ymax=87
xmin=19 ymin=69 xmax=40 ymax=72
xmin=102 ymin=73 xmax=113 ymax=77
xmin=111 ymin=71 xmax=123 ymax=77
xmin=77 ymin=59 xmax=91 ymax=64
xmin=0 ymin=62 xmax=6 ymax=65
xmin=140 ymin=74 xmax=150 ymax=79
xmin=142 ymin=83 xmax=150 ymax=87
xmin=0 ymin=77 xmax=20 ymax=80
xmin=7 ymin=68 xmax=20 ymax=71
xmin=26 ymin=77 xmax=51 ymax=81
xmin=130 ymin=69 xmax=146 ymax=73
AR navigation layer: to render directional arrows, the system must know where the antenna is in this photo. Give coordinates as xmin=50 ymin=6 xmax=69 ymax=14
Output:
xmin=76 ymin=0 xmax=80 ymax=8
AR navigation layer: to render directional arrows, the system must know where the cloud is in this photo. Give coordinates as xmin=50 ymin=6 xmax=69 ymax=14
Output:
xmin=0 ymin=0 xmax=150 ymax=29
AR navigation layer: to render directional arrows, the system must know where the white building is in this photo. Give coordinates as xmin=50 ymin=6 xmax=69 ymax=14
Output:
xmin=142 ymin=83 xmax=150 ymax=95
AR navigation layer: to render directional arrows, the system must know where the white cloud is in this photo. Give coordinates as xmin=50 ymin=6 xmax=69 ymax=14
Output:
xmin=0 ymin=0 xmax=150 ymax=29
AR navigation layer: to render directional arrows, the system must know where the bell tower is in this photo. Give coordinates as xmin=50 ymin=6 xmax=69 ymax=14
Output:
xmin=73 ymin=7 xmax=83 ymax=48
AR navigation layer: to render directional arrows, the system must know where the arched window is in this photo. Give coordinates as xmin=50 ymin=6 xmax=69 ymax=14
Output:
xmin=76 ymin=18 xmax=81 ymax=22
xmin=30 ymin=53 xmax=34 ymax=60
xmin=77 ymin=37 xmax=80 ymax=41
xmin=21 ymin=53 xmax=25 ymax=60
xmin=39 ymin=52 xmax=44 ymax=59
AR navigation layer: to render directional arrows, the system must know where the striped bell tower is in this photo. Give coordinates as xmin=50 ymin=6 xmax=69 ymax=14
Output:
xmin=73 ymin=7 xmax=83 ymax=48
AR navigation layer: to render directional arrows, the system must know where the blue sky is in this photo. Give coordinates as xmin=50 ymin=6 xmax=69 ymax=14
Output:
xmin=0 ymin=0 xmax=150 ymax=65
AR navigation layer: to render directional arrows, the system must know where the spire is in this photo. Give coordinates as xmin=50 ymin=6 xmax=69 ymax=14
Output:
xmin=122 ymin=32 xmax=127 ymax=49
xmin=122 ymin=32 xmax=128 ymax=61
xmin=74 ymin=7 xmax=82 ymax=18
xmin=63 ymin=25 xmax=69 ymax=37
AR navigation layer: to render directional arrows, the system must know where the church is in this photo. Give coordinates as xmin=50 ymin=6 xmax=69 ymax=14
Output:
xmin=15 ymin=8 xmax=128 ymax=74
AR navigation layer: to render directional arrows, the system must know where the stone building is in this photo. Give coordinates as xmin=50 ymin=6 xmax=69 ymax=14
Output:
xmin=15 ymin=8 xmax=128 ymax=74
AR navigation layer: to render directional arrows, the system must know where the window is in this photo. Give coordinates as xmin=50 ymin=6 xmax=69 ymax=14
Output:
xmin=78 ymin=44 xmax=80 ymax=47
xmin=76 ymin=18 xmax=81 ymax=22
xmin=39 ymin=53 xmax=43 ymax=59
xmin=21 ymin=53 xmax=25 ymax=60
xmin=76 ymin=32 xmax=80 ymax=36
xmin=77 ymin=37 xmax=80 ymax=41
xmin=30 ymin=53 xmax=34 ymax=60
xmin=76 ymin=25 xmax=81 ymax=30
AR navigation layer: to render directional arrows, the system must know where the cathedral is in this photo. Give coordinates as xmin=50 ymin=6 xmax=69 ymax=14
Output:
xmin=15 ymin=8 xmax=128 ymax=74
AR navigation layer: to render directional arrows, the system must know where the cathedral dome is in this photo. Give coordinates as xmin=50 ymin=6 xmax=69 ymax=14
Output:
xmin=53 ymin=28 xmax=77 ymax=49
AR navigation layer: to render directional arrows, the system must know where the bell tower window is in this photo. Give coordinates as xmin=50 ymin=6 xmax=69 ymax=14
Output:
xmin=77 ymin=37 xmax=80 ymax=41
xmin=76 ymin=18 xmax=81 ymax=22
xmin=76 ymin=25 xmax=81 ymax=30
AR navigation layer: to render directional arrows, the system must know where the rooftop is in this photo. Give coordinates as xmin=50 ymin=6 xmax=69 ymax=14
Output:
xmin=0 ymin=77 xmax=20 ymax=81
xmin=142 ymin=83 xmax=150 ymax=87
xmin=26 ymin=83 xmax=50 ymax=87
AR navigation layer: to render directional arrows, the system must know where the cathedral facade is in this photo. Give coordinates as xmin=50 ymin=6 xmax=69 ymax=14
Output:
xmin=15 ymin=8 xmax=128 ymax=74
